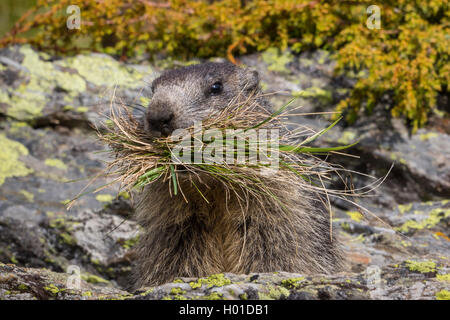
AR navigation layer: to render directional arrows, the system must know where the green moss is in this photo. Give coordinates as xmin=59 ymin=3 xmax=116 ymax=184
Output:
xmin=173 ymin=279 xmax=184 ymax=283
xmin=95 ymin=194 xmax=114 ymax=203
xmin=436 ymin=290 xmax=450 ymax=300
xmin=0 ymin=134 xmax=33 ymax=185
xmin=10 ymin=256 xmax=18 ymax=264
xmin=45 ymin=158 xmax=67 ymax=170
xmin=405 ymin=260 xmax=436 ymax=274
xmin=189 ymin=273 xmax=232 ymax=289
xmin=82 ymin=291 xmax=93 ymax=297
xmin=281 ymin=277 xmax=305 ymax=289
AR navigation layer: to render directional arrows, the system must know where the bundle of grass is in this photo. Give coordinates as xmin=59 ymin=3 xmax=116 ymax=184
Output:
xmin=72 ymin=91 xmax=366 ymax=227
xmin=68 ymin=85 xmax=399 ymax=286
xmin=71 ymin=86 xmax=403 ymax=287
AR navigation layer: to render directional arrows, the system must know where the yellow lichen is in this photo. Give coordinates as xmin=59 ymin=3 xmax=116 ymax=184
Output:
xmin=436 ymin=290 xmax=450 ymax=300
xmin=95 ymin=194 xmax=114 ymax=203
xmin=0 ymin=134 xmax=33 ymax=185
xmin=436 ymin=274 xmax=450 ymax=282
xmin=281 ymin=277 xmax=306 ymax=289
xmin=418 ymin=132 xmax=438 ymax=141
xmin=60 ymin=54 xmax=143 ymax=88
xmin=261 ymin=48 xmax=293 ymax=73
xmin=395 ymin=208 xmax=450 ymax=233
xmin=19 ymin=190 xmax=34 ymax=202
xmin=45 ymin=158 xmax=67 ymax=170
xmin=346 ymin=211 xmax=364 ymax=222
xmin=259 ymin=285 xmax=290 ymax=300
xmin=398 ymin=204 xmax=413 ymax=214
xmin=189 ymin=273 xmax=231 ymax=289
xmin=405 ymin=260 xmax=436 ymax=274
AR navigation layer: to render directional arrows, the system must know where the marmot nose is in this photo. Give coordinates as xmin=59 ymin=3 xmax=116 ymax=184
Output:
xmin=147 ymin=111 xmax=175 ymax=137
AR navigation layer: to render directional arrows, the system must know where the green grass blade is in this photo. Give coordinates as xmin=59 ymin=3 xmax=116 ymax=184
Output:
xmin=279 ymin=140 xmax=359 ymax=153
xmin=298 ymin=116 xmax=343 ymax=146
xmin=170 ymin=164 xmax=178 ymax=195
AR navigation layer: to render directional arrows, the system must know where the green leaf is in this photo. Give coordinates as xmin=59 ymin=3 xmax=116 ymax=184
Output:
xmin=279 ymin=140 xmax=359 ymax=153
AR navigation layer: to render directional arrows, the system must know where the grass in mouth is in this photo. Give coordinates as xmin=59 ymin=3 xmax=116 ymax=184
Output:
xmin=68 ymin=90 xmax=391 ymax=239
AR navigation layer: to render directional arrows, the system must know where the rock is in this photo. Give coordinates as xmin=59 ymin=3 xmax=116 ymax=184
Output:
xmin=1 ymin=263 xmax=448 ymax=300
xmin=0 ymin=263 xmax=128 ymax=300
xmin=0 ymin=45 xmax=449 ymax=300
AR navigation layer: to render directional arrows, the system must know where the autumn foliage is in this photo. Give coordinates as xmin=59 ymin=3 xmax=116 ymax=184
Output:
xmin=1 ymin=0 xmax=448 ymax=129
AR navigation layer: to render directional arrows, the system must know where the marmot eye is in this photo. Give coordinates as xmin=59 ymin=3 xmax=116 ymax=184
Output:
xmin=210 ymin=81 xmax=223 ymax=95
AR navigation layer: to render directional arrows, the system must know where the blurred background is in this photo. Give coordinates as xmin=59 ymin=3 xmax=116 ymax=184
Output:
xmin=0 ymin=0 xmax=36 ymax=37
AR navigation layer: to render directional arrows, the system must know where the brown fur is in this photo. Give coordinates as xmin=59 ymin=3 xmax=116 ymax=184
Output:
xmin=132 ymin=62 xmax=344 ymax=288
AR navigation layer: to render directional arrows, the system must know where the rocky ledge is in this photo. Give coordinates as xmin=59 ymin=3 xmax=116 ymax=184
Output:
xmin=0 ymin=46 xmax=448 ymax=300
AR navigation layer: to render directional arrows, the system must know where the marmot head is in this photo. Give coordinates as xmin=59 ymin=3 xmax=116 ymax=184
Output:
xmin=144 ymin=62 xmax=260 ymax=137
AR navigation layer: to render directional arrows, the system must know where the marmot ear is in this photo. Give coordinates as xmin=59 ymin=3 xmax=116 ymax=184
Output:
xmin=240 ymin=68 xmax=260 ymax=92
